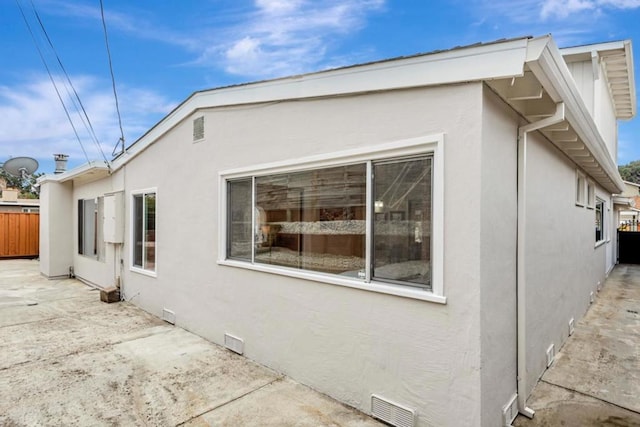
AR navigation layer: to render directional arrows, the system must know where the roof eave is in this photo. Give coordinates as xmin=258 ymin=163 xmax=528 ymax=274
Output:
xmin=111 ymin=38 xmax=533 ymax=172
xmin=526 ymin=37 xmax=625 ymax=194
xmin=560 ymin=40 xmax=636 ymax=120
xmin=38 ymin=162 xmax=110 ymax=185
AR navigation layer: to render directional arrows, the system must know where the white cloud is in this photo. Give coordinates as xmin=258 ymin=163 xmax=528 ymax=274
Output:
xmin=541 ymin=0 xmax=595 ymax=19
xmin=36 ymin=0 xmax=386 ymax=80
xmin=541 ymin=0 xmax=640 ymax=19
xmin=37 ymin=0 xmax=200 ymax=51
xmin=198 ymin=0 xmax=386 ymax=78
xmin=0 ymin=75 xmax=176 ymax=172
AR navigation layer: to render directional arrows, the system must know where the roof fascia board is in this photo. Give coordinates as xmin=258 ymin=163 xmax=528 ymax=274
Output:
xmin=622 ymin=39 xmax=637 ymax=117
xmin=111 ymin=38 xmax=531 ymax=172
xmin=527 ymin=37 xmax=625 ymax=193
xmin=38 ymin=162 xmax=109 ymax=184
xmin=560 ymin=40 xmax=628 ymax=60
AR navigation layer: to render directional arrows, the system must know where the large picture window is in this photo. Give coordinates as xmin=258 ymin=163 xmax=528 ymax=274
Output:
xmin=132 ymin=190 xmax=156 ymax=272
xmin=226 ymin=156 xmax=433 ymax=290
xmin=78 ymin=197 xmax=104 ymax=260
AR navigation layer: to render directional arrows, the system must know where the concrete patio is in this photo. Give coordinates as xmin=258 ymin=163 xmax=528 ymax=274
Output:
xmin=2 ymin=259 xmax=639 ymax=426
xmin=0 ymin=259 xmax=382 ymax=426
xmin=514 ymin=264 xmax=640 ymax=427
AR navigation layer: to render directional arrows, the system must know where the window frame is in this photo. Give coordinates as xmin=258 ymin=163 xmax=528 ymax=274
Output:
xmin=575 ymin=170 xmax=586 ymax=207
xmin=130 ymin=188 xmax=158 ymax=277
xmin=218 ymin=134 xmax=445 ymax=303
xmin=595 ymin=197 xmax=605 ymax=247
xmin=77 ymin=197 xmax=104 ymax=260
xmin=586 ymin=179 xmax=595 ymax=209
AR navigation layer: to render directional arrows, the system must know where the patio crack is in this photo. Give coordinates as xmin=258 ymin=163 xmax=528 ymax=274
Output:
xmin=175 ymin=376 xmax=284 ymax=426
xmin=540 ymin=378 xmax=640 ymax=416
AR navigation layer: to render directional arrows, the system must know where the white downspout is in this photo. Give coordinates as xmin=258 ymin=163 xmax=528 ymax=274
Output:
xmin=517 ymin=102 xmax=565 ymax=419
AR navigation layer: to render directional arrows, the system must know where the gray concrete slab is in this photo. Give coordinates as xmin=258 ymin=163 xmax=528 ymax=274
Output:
xmin=514 ymin=264 xmax=640 ymax=427
xmin=0 ymin=260 xmax=383 ymax=426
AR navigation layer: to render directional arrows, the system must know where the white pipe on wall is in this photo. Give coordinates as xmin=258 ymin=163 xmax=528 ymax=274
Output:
xmin=516 ymin=102 xmax=565 ymax=419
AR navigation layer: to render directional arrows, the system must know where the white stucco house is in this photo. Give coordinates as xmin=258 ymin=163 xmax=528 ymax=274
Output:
xmin=39 ymin=35 xmax=636 ymax=427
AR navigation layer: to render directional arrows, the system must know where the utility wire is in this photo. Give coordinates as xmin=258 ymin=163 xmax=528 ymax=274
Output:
xmin=100 ymin=0 xmax=126 ymax=157
xmin=14 ymin=0 xmax=91 ymax=163
xmin=28 ymin=0 xmax=110 ymax=167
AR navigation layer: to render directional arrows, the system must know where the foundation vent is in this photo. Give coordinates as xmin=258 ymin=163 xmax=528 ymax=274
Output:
xmin=371 ymin=394 xmax=415 ymax=427
xmin=546 ymin=344 xmax=555 ymax=367
xmin=162 ymin=308 xmax=176 ymax=324
xmin=568 ymin=318 xmax=575 ymax=336
xmin=502 ymin=394 xmax=518 ymax=426
xmin=224 ymin=333 xmax=244 ymax=355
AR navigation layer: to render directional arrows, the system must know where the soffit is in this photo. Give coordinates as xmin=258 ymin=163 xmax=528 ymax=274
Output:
xmin=486 ymin=68 xmax=622 ymax=193
xmin=38 ymin=163 xmax=110 ymax=185
xmin=561 ymin=41 xmax=636 ymax=120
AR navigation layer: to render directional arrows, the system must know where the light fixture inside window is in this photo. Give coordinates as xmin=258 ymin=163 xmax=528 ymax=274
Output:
xmin=374 ymin=200 xmax=384 ymax=213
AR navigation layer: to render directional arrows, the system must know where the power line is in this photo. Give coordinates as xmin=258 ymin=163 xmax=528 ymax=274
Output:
xmin=14 ymin=0 xmax=91 ymax=164
xmin=27 ymin=0 xmax=110 ymax=167
xmin=100 ymin=0 xmax=126 ymax=157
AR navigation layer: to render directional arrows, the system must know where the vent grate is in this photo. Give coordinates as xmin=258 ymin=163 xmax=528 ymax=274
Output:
xmin=224 ymin=333 xmax=244 ymax=355
xmin=193 ymin=116 xmax=204 ymax=141
xmin=568 ymin=318 xmax=575 ymax=336
xmin=546 ymin=344 xmax=555 ymax=367
xmin=162 ymin=308 xmax=175 ymax=324
xmin=502 ymin=393 xmax=518 ymax=426
xmin=371 ymin=395 xmax=415 ymax=427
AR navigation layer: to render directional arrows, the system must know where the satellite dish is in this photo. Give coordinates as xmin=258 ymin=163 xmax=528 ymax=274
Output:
xmin=2 ymin=157 xmax=39 ymax=180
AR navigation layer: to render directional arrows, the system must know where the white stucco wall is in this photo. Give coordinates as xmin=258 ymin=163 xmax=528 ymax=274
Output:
xmin=44 ymin=77 xmax=619 ymax=425
xmin=39 ymin=180 xmax=74 ymax=278
xmin=71 ymin=179 xmax=122 ymax=288
xmin=479 ymin=89 xmax=519 ymax=427
xmin=116 ymin=84 xmax=489 ymax=426
xmin=523 ymin=131 xmax=608 ymax=396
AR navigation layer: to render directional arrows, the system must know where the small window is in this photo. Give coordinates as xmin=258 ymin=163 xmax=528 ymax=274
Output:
xmin=132 ymin=190 xmax=156 ymax=273
xmin=575 ymin=170 xmax=586 ymax=206
xmin=78 ymin=197 xmax=104 ymax=260
xmin=193 ymin=116 xmax=204 ymax=142
xmin=595 ymin=198 xmax=605 ymax=244
xmin=586 ymin=180 xmax=595 ymax=209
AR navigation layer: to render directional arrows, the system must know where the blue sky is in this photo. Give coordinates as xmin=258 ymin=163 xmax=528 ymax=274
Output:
xmin=1 ymin=0 xmax=640 ymax=174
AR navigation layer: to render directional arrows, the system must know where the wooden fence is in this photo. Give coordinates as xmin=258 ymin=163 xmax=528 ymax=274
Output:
xmin=0 ymin=212 xmax=39 ymax=258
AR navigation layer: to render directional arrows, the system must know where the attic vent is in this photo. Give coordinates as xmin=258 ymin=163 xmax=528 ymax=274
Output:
xmin=371 ymin=395 xmax=415 ymax=427
xmin=224 ymin=333 xmax=244 ymax=355
xmin=193 ymin=116 xmax=204 ymax=141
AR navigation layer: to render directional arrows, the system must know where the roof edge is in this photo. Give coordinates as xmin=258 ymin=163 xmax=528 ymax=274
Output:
xmin=38 ymin=161 xmax=110 ymax=184
xmin=527 ymin=37 xmax=626 ymax=193
xmin=111 ymin=37 xmax=533 ymax=172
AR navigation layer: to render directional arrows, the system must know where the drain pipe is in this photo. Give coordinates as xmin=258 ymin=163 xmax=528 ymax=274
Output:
xmin=517 ymin=102 xmax=565 ymax=418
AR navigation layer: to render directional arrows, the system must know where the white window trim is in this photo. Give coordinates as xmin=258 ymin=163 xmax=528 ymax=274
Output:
xmin=595 ymin=197 xmax=605 ymax=248
xmin=130 ymin=188 xmax=158 ymax=277
xmin=218 ymin=134 xmax=445 ymax=304
xmin=586 ymin=179 xmax=595 ymax=210
xmin=78 ymin=197 xmax=104 ymax=261
xmin=575 ymin=169 xmax=586 ymax=207
xmin=607 ymin=205 xmax=611 ymax=243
